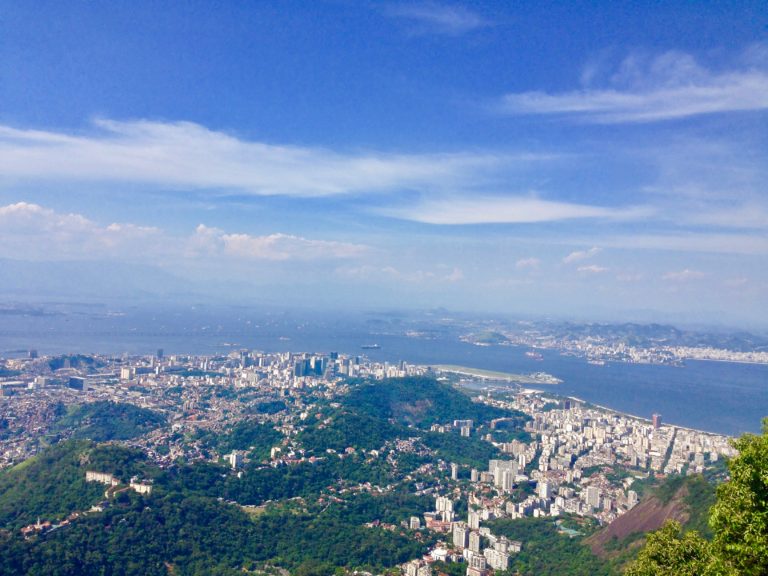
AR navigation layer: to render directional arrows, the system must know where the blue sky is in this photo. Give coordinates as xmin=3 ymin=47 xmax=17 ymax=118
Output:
xmin=1 ymin=1 xmax=767 ymax=326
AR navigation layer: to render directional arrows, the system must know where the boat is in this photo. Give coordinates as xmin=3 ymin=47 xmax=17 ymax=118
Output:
xmin=525 ymin=351 xmax=543 ymax=360
xmin=361 ymin=344 xmax=381 ymax=350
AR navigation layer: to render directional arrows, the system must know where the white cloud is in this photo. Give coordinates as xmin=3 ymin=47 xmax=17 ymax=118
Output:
xmin=563 ymin=246 xmax=601 ymax=264
xmin=577 ymin=264 xmax=608 ymax=274
xmin=386 ymin=196 xmax=647 ymax=225
xmin=0 ymin=202 xmax=160 ymax=259
xmin=0 ymin=119 xmax=503 ymax=198
xmin=515 ymin=257 xmax=540 ymax=270
xmin=498 ymin=49 xmax=768 ymax=123
xmin=444 ymin=267 xmax=464 ymax=282
xmin=385 ymin=2 xmax=489 ymax=35
xmin=190 ymin=225 xmax=368 ymax=261
xmin=0 ymin=202 xmax=369 ymax=263
xmin=663 ymin=269 xmax=706 ymax=282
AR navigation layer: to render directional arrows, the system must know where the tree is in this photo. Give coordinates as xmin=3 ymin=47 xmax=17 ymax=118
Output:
xmin=624 ymin=521 xmax=720 ymax=576
xmin=625 ymin=418 xmax=768 ymax=576
xmin=709 ymin=418 xmax=768 ymax=576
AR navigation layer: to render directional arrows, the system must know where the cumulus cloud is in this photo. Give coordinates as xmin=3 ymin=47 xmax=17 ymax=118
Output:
xmin=385 ymin=2 xmax=490 ymax=35
xmin=0 ymin=119 xmax=503 ymax=198
xmin=515 ymin=257 xmax=540 ymax=269
xmin=498 ymin=48 xmax=768 ymax=123
xmin=0 ymin=202 xmax=161 ymax=260
xmin=563 ymin=246 xmax=601 ymax=264
xmin=0 ymin=202 xmax=369 ymax=264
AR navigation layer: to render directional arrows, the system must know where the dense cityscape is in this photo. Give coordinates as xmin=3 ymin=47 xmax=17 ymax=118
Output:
xmin=0 ymin=348 xmax=738 ymax=575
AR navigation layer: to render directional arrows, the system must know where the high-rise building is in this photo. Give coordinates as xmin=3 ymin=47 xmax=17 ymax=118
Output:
xmin=652 ymin=413 xmax=662 ymax=429
xmin=468 ymin=530 xmax=481 ymax=553
xmin=484 ymin=547 xmax=510 ymax=571
xmin=489 ymin=459 xmax=517 ymax=488
xmin=435 ymin=495 xmax=454 ymax=521
xmin=228 ymin=452 xmax=243 ymax=469
xmin=452 ymin=522 xmax=470 ymax=549
xmin=586 ymin=486 xmax=601 ymax=509
xmin=451 ymin=463 xmax=459 ymax=480
xmin=404 ymin=559 xmax=432 ymax=576
xmin=467 ymin=552 xmax=490 ymax=576
xmin=502 ymin=469 xmax=515 ymax=492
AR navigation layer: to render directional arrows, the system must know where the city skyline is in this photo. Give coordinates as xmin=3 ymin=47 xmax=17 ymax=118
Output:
xmin=1 ymin=2 xmax=767 ymax=326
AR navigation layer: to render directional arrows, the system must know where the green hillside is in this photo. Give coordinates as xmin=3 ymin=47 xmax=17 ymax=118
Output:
xmin=0 ymin=440 xmax=148 ymax=530
xmin=344 ymin=376 xmax=517 ymax=427
xmin=53 ymin=401 xmax=166 ymax=442
xmin=195 ymin=419 xmax=282 ymax=461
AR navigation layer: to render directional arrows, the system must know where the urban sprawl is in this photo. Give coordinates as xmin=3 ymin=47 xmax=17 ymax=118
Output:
xmin=0 ymin=349 xmax=736 ymax=576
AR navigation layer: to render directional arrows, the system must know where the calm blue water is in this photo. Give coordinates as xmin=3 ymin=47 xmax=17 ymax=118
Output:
xmin=1 ymin=306 xmax=766 ymax=436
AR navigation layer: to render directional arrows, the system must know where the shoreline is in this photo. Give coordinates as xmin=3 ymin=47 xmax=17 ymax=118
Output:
xmin=462 ymin=380 xmax=734 ymax=439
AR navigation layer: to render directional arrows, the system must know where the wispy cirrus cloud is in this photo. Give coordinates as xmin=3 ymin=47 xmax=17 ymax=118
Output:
xmin=385 ymin=2 xmax=490 ymax=36
xmin=577 ymin=264 xmax=608 ymax=274
xmin=0 ymin=119 xmax=503 ymax=198
xmin=190 ymin=225 xmax=368 ymax=261
xmin=498 ymin=48 xmax=768 ymax=123
xmin=385 ymin=196 xmax=648 ymax=225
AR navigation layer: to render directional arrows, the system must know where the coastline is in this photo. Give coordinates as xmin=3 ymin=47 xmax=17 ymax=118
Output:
xmin=461 ymin=378 xmax=734 ymax=439
xmin=547 ymin=393 xmax=734 ymax=439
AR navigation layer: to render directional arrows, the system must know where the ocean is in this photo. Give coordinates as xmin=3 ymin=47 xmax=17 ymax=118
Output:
xmin=1 ymin=305 xmax=766 ymax=437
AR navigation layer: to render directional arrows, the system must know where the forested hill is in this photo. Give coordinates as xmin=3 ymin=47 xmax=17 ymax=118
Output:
xmin=52 ymin=401 xmax=166 ymax=442
xmin=343 ymin=376 xmax=514 ymax=427
xmin=0 ymin=440 xmax=151 ymax=530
